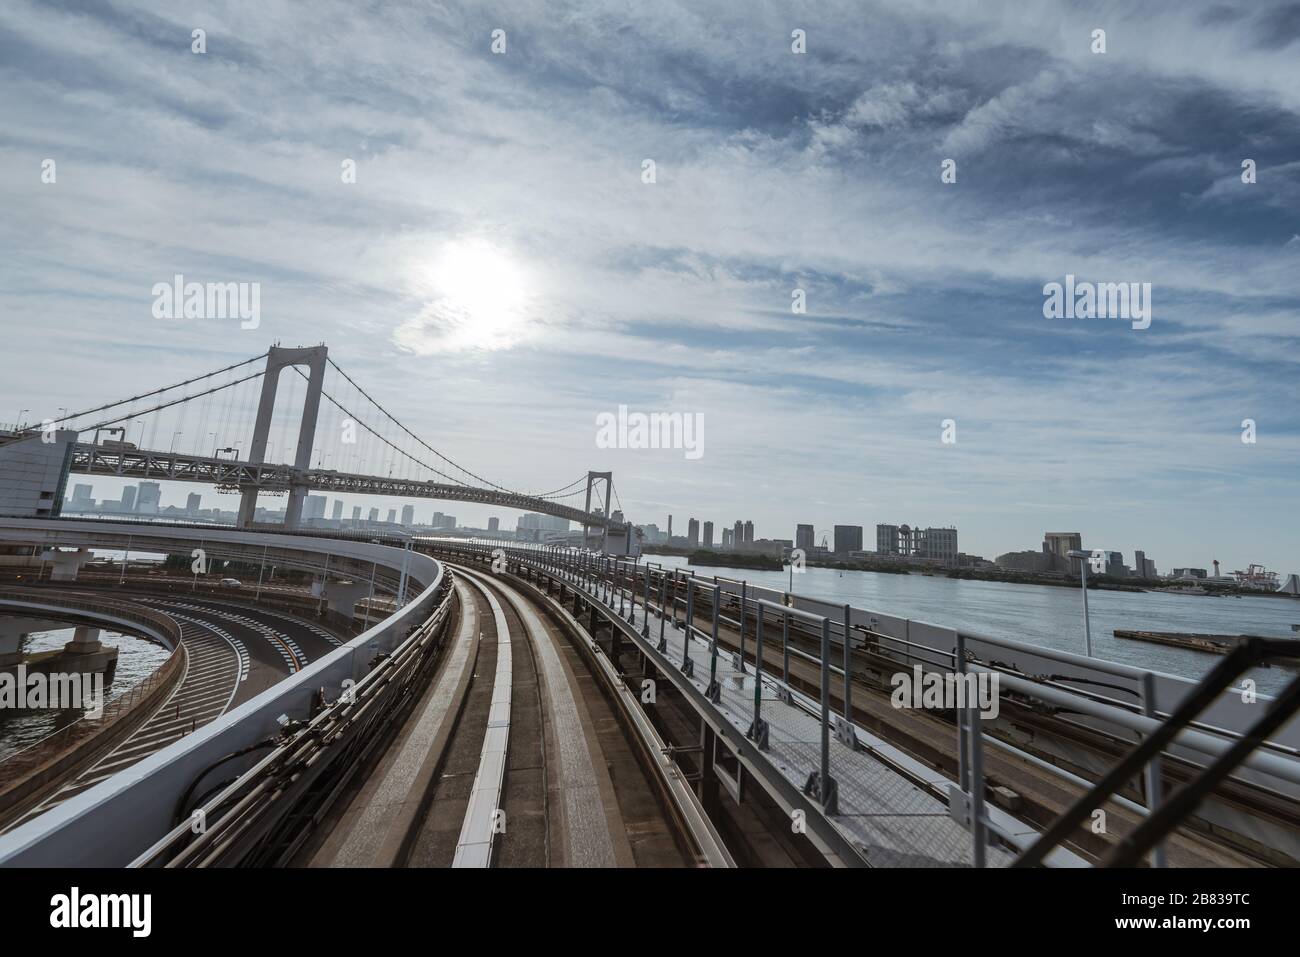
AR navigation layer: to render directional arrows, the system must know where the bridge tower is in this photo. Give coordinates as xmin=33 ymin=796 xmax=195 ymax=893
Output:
xmin=583 ymin=470 xmax=613 ymax=551
xmin=236 ymin=345 xmax=328 ymax=529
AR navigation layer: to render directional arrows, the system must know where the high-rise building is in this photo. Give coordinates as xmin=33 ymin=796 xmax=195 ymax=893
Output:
xmin=368 ymin=507 xmax=379 ymax=522
xmin=332 ymin=500 xmax=344 ymax=520
xmin=1043 ymin=532 xmax=1083 ymax=573
xmin=743 ymin=520 xmax=754 ymax=543
xmin=401 ymin=504 xmax=415 ymax=526
xmin=305 ymin=495 xmax=327 ymax=520
xmin=703 ymin=521 xmax=714 ymax=548
xmin=351 ymin=505 xmax=362 ymax=521
xmin=136 ymin=482 xmax=161 ymax=515
xmin=687 ymin=518 xmax=700 ymax=546
xmin=667 ymin=515 xmax=673 ymax=539
xmin=721 ymin=527 xmax=733 ymax=548
xmin=796 ymin=524 xmax=815 ymax=552
xmin=120 ymin=486 xmax=137 ymax=511
xmin=488 ymin=517 xmax=500 ymax=532
xmin=518 ymin=513 xmax=568 ymax=531
xmin=186 ymin=493 xmax=202 ymax=513
xmin=386 ymin=508 xmax=397 ymax=524
xmin=70 ymin=484 xmax=93 ymax=507
xmin=834 ymin=525 xmax=863 ymax=554
xmin=876 ymin=524 xmax=900 ymax=555
xmin=733 ymin=521 xmax=743 ymax=546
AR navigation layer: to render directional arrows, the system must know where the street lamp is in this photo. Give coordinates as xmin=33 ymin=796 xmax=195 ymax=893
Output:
xmin=1067 ymin=550 xmax=1096 ymax=656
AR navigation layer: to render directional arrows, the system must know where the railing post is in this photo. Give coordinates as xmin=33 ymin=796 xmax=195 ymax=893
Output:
xmin=681 ymin=578 xmax=695 ymax=676
xmin=641 ymin=564 xmax=651 ymax=637
xmin=957 ymin=632 xmax=987 ymax=867
xmin=707 ymin=583 xmax=721 ymax=702
xmin=737 ymin=581 xmax=747 ymax=673
xmin=781 ymin=608 xmax=791 ymax=702
xmin=1141 ymin=672 xmax=1167 ymax=868
xmin=804 ymin=616 xmax=837 ymax=814
xmin=657 ymin=572 xmax=668 ymax=653
xmin=748 ymin=604 xmax=768 ymax=748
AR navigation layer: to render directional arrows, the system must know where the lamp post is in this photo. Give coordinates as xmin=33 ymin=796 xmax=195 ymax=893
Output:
xmin=1067 ymin=549 xmax=1094 ymax=656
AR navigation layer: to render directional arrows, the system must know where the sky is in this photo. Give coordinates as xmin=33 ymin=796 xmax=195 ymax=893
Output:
xmin=1 ymin=0 xmax=1299 ymax=573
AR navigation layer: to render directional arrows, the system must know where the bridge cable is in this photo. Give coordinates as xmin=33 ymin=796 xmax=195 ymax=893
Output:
xmin=69 ymin=371 xmax=266 ymax=438
xmin=45 ymin=352 xmax=269 ymax=427
xmin=326 ymin=358 xmax=545 ymax=496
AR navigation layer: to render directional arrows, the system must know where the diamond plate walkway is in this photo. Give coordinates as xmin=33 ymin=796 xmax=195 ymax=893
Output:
xmin=556 ymin=568 xmax=1085 ymax=868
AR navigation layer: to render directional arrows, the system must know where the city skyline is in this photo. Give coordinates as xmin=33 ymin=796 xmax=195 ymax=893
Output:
xmin=1 ymin=2 xmax=1298 ymax=573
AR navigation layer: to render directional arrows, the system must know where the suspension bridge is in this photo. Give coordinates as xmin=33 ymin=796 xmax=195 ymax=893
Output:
xmin=0 ymin=344 xmax=632 ymax=550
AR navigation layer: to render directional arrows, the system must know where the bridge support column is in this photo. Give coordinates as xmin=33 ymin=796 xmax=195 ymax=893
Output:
xmin=314 ymin=579 xmax=370 ymax=619
xmin=237 ymin=345 xmax=328 ymax=529
xmin=39 ymin=547 xmax=93 ymax=582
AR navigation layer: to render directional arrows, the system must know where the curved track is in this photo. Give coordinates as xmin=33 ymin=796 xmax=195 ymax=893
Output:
xmin=3 ymin=593 xmax=344 ymax=832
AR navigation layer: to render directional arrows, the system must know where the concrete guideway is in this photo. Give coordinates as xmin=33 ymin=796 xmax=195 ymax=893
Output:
xmin=457 ymin=564 xmax=629 ymax=868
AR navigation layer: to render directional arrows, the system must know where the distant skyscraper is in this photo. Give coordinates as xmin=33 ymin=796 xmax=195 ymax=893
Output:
xmin=488 ymin=517 xmax=500 ymax=532
xmin=834 ymin=525 xmax=863 ymax=554
xmin=733 ymin=520 xmax=743 ymax=545
xmin=722 ymin=527 xmax=733 ymax=548
xmin=667 ymin=515 xmax=673 ymax=539
xmin=368 ymin=507 xmax=379 ymax=522
xmin=186 ymin=493 xmax=202 ymax=513
xmin=120 ymin=486 xmax=137 ymax=511
xmin=305 ymin=495 xmax=327 ymax=520
xmin=401 ymin=504 xmax=415 ymax=526
xmin=136 ymin=482 xmax=161 ymax=515
xmin=386 ymin=508 xmax=396 ymax=524
xmin=71 ymin=484 xmax=93 ymax=506
xmin=332 ymin=500 xmax=344 ymax=520
xmin=687 ymin=518 xmax=700 ymax=546
xmin=796 ymin=524 xmax=815 ymax=551
xmin=352 ymin=505 xmax=361 ymax=521
xmin=703 ymin=521 xmax=713 ymax=547
xmin=743 ymin=520 xmax=754 ymax=543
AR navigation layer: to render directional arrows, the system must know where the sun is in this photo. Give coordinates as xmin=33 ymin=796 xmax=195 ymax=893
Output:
xmin=422 ymin=238 xmax=532 ymax=350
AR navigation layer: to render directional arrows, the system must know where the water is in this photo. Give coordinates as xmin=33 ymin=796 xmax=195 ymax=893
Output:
xmin=0 ymin=628 xmax=170 ymax=761
xmin=648 ymin=556 xmax=1300 ymax=695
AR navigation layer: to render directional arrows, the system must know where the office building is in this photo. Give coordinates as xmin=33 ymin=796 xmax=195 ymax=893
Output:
xmin=304 ymin=495 xmax=327 ymax=521
xmin=401 ymin=504 xmax=415 ymax=526
xmin=488 ymin=517 xmax=500 ymax=532
xmin=120 ymin=486 xmax=137 ymax=511
xmin=186 ymin=493 xmax=202 ymax=513
xmin=743 ymin=520 xmax=754 ymax=543
xmin=332 ymin=500 xmax=344 ymax=520
xmin=703 ymin=521 xmax=713 ymax=548
xmin=368 ymin=507 xmax=379 ymax=522
xmin=796 ymin=524 xmax=815 ymax=552
xmin=687 ymin=518 xmax=700 ymax=547
xmin=136 ymin=481 xmax=161 ymax=515
xmin=834 ymin=525 xmax=863 ymax=554
xmin=351 ymin=505 xmax=362 ymax=521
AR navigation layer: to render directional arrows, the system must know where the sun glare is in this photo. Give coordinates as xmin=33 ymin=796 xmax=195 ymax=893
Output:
xmin=423 ymin=239 xmax=532 ymax=350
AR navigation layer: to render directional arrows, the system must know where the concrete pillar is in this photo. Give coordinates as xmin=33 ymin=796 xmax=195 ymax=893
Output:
xmin=318 ymin=580 xmax=370 ymax=619
xmin=40 ymin=547 xmax=93 ymax=582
